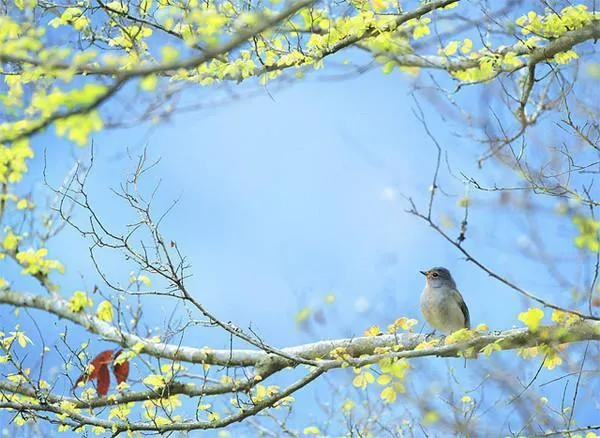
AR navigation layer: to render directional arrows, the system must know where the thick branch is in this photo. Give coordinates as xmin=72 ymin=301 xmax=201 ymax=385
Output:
xmin=1 ymin=289 xmax=599 ymax=369
xmin=0 ymin=367 xmax=278 ymax=409
xmin=0 ymin=0 xmax=317 ymax=78
xmin=0 ymin=288 xmax=262 ymax=366
xmin=0 ymin=0 xmax=317 ymax=144
xmin=0 ymin=367 xmax=326 ymax=432
xmin=527 ymin=21 xmax=600 ymax=65
xmin=365 ymin=20 xmax=600 ymax=73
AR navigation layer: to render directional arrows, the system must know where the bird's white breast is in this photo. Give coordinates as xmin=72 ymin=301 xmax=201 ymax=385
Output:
xmin=420 ymin=286 xmax=466 ymax=334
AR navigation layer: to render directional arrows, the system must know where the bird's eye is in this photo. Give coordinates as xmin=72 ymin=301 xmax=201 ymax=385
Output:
xmin=432 ymin=272 xmax=439 ymax=277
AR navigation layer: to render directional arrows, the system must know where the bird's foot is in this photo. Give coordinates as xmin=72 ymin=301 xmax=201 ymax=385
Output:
xmin=425 ymin=330 xmax=437 ymax=340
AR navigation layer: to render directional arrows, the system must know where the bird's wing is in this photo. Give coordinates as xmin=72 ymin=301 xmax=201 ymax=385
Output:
xmin=452 ymin=289 xmax=470 ymax=329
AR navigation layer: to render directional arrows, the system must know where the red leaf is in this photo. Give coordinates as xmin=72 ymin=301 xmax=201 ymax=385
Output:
xmin=112 ymin=349 xmax=130 ymax=385
xmin=74 ymin=373 xmax=89 ymax=388
xmin=73 ymin=349 xmax=114 ymax=391
xmin=96 ymin=362 xmax=110 ymax=396
xmin=113 ymin=360 xmax=130 ymax=384
xmin=73 ymin=348 xmax=132 ymax=396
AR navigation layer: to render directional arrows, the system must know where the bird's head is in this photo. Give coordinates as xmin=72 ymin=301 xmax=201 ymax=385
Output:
xmin=420 ymin=267 xmax=455 ymax=288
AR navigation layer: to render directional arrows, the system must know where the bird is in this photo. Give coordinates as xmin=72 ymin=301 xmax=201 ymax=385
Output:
xmin=419 ymin=267 xmax=470 ymax=335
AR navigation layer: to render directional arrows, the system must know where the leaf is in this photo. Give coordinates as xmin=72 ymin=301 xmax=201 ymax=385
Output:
xmin=518 ymin=308 xmax=544 ymax=332
xmin=461 ymin=38 xmax=473 ymax=53
xmin=352 ymin=371 xmax=374 ymax=389
xmin=387 ymin=317 xmax=418 ymax=333
xmin=543 ymin=353 xmax=562 ymax=370
xmin=68 ymin=291 xmax=93 ymax=313
xmin=442 ymin=40 xmax=459 ymax=56
xmin=423 ymin=410 xmax=440 ymax=424
xmin=73 ymin=349 xmax=114 ymax=389
xmin=96 ymin=361 xmax=110 ymax=396
xmin=16 ymin=199 xmax=29 ymax=210
xmin=295 ymin=307 xmax=311 ymax=324
xmin=16 ymin=331 xmax=32 ymax=348
xmin=15 ymin=247 xmax=64 ymax=276
xmin=363 ymin=325 xmax=381 ymax=337
xmin=551 ymin=309 xmax=582 ymax=326
xmin=371 ymin=0 xmax=386 ymax=12
xmin=139 ymin=0 xmax=152 ymax=14
xmin=382 ymin=60 xmax=395 ymax=74
xmin=481 ymin=340 xmax=502 ymax=357
xmin=73 ymin=349 xmax=131 ymax=396
xmin=474 ymin=323 xmax=489 ymax=332
xmin=342 ymin=399 xmax=355 ymax=412
xmin=380 ymin=386 xmax=397 ymax=403
xmin=143 ymin=374 xmax=167 ymax=389
xmin=112 ymin=350 xmax=130 ymax=384
xmin=96 ymin=300 xmax=114 ymax=322
xmin=554 ymin=50 xmax=579 ymax=64
xmin=130 ymin=274 xmax=152 ymax=287
xmin=106 ymin=1 xmax=128 ymax=12
xmin=377 ymin=374 xmax=392 ymax=385
xmin=324 ymin=293 xmax=336 ymax=304
xmin=161 ymin=46 xmax=179 ymax=63
xmin=140 ymin=75 xmax=158 ymax=91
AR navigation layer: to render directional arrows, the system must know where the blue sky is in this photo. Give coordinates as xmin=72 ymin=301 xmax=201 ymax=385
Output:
xmin=2 ymin=36 xmax=599 ymax=434
xmin=38 ymin=70 xmax=521 ymax=341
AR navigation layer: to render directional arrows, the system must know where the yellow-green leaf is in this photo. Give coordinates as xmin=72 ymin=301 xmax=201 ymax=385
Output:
xmin=518 ymin=308 xmax=544 ymax=332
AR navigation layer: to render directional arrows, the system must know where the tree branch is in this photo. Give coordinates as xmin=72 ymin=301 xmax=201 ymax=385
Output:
xmin=1 ymin=289 xmax=598 ymax=368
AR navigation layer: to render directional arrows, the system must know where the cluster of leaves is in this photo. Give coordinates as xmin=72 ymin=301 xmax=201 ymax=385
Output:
xmin=0 ymin=139 xmax=34 ymax=183
xmin=351 ymin=357 xmax=410 ymax=404
xmin=572 ymin=215 xmax=600 ymax=252
xmin=450 ymin=4 xmax=596 ymax=83
xmin=1 ymin=0 xmax=595 ymax=152
xmin=363 ymin=316 xmax=419 ymax=336
xmin=442 ymin=324 xmax=488 ymax=358
xmin=515 ymin=5 xmax=595 ymax=38
xmin=1 ymin=325 xmax=33 ymax=355
xmin=13 ymin=247 xmax=64 ymax=276
xmin=247 ymin=383 xmax=295 ymax=408
xmin=517 ymin=308 xmax=584 ymax=370
xmin=332 ymin=317 xmax=419 ymax=404
xmin=64 ymin=289 xmax=115 ymax=321
xmin=73 ymin=349 xmax=130 ymax=397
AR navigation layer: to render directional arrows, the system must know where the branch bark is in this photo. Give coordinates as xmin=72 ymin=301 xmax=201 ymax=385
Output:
xmin=1 ymin=289 xmax=599 ymax=367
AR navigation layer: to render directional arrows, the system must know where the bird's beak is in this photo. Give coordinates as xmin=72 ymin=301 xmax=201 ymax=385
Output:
xmin=419 ymin=270 xmax=427 ymax=276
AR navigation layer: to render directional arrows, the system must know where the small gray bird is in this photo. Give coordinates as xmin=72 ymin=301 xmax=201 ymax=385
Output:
xmin=420 ymin=267 xmax=470 ymax=335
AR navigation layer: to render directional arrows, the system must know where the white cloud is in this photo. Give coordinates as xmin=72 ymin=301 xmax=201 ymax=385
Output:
xmin=379 ymin=186 xmax=397 ymax=202
xmin=354 ymin=296 xmax=370 ymax=314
